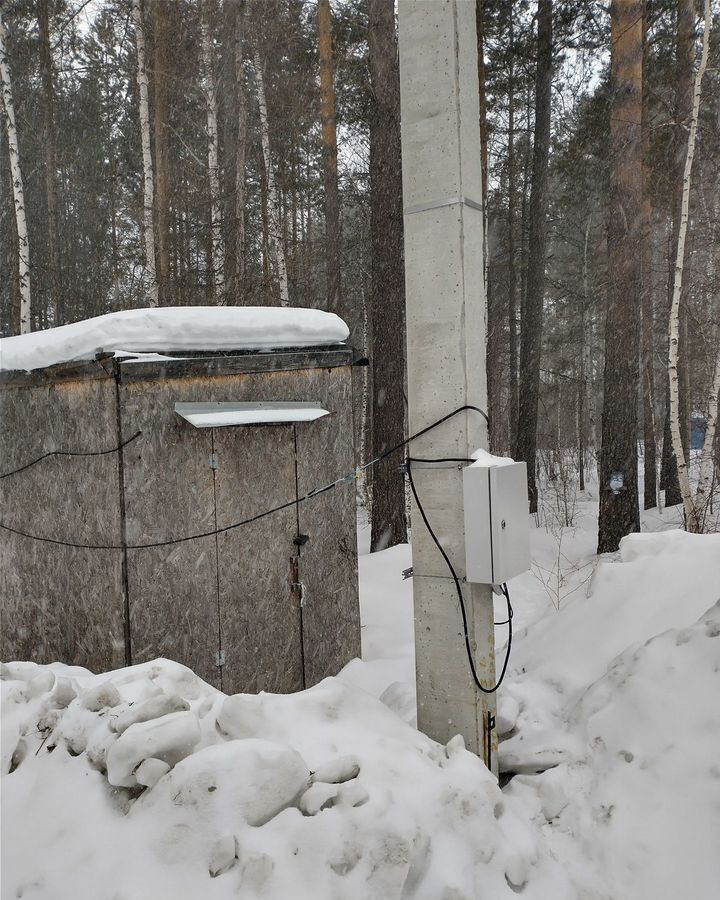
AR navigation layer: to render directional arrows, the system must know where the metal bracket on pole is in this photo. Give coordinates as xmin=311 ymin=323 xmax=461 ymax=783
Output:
xmin=403 ymin=195 xmax=484 ymax=216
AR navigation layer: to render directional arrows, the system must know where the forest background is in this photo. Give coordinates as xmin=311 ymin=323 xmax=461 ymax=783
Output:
xmin=1 ymin=0 xmax=719 ymax=552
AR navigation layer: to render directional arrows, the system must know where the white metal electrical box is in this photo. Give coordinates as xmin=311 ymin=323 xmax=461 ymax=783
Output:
xmin=463 ymin=456 xmax=530 ymax=584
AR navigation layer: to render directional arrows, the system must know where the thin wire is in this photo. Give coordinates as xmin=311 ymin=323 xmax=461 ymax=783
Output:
xmin=406 ymin=459 xmax=512 ymax=694
xmin=0 ymin=405 xmax=490 ymax=552
xmin=0 ymin=431 xmax=142 ymax=480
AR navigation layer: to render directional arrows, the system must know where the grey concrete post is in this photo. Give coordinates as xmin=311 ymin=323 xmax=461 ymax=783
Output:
xmin=397 ymin=0 xmax=497 ymax=767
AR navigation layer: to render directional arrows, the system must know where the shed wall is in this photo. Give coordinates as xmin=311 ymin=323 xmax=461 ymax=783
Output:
xmin=0 ymin=375 xmax=125 ymax=670
xmin=1 ymin=358 xmax=360 ymax=691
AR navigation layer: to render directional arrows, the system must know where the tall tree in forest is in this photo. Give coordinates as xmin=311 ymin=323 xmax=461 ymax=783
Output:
xmin=38 ymin=0 xmax=59 ymax=326
xmin=368 ymin=0 xmax=407 ymax=551
xmin=250 ymin=19 xmax=289 ymax=306
xmin=506 ymin=3 xmax=519 ymax=448
xmin=201 ymin=0 xmax=225 ymax=304
xmin=132 ymin=0 xmax=158 ymax=306
xmin=660 ymin=0 xmax=695 ymax=507
xmin=513 ymin=0 xmax=552 ymax=513
xmin=668 ymin=0 xmax=712 ymax=533
xmin=234 ymin=0 xmax=248 ymax=298
xmin=478 ymin=0 xmax=502 ymax=450
xmin=597 ymin=0 xmax=644 ymax=554
xmin=476 ymin=0 xmax=489 ymax=292
xmin=153 ymin=1 xmax=171 ymax=304
xmin=641 ymin=5 xmax=656 ymax=510
xmin=318 ymin=0 xmax=340 ymax=312
xmin=0 ymin=11 xmax=31 ymax=333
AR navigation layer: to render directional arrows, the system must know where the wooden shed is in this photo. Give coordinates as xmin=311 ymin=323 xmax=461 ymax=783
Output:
xmin=0 ymin=308 xmax=361 ymax=694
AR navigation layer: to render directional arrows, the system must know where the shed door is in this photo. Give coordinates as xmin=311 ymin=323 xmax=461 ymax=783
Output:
xmin=212 ymin=425 xmax=303 ymax=694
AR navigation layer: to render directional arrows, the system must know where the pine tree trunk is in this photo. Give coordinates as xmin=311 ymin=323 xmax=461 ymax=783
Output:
xmin=668 ymin=0 xmax=712 ymax=534
xmin=368 ymin=0 xmax=407 ymax=551
xmin=641 ymin=7 xmax=657 ymax=510
xmin=597 ymin=0 xmax=644 ymax=554
xmin=318 ymin=0 xmax=340 ymax=313
xmin=132 ymin=0 xmax=158 ymax=306
xmin=579 ymin=215 xmax=592 ymax=493
xmin=513 ymin=0 xmax=552 ymax=513
xmin=0 ymin=11 xmax=31 ymax=333
xmin=153 ymin=1 xmax=171 ymax=304
xmin=252 ymin=43 xmax=289 ymax=306
xmin=202 ymin=3 xmax=225 ymax=305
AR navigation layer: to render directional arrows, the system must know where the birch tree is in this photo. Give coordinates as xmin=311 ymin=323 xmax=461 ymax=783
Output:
xmin=235 ymin=0 xmax=247 ymax=297
xmin=201 ymin=1 xmax=225 ymax=305
xmin=153 ymin=2 xmax=171 ymax=304
xmin=0 ymin=11 xmax=31 ymax=333
xmin=132 ymin=0 xmax=158 ymax=306
xmin=668 ymin=0 xmax=713 ymax=532
xmin=251 ymin=38 xmax=289 ymax=306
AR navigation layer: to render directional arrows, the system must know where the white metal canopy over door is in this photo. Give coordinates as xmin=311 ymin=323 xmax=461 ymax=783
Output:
xmin=174 ymin=401 xmax=330 ymax=427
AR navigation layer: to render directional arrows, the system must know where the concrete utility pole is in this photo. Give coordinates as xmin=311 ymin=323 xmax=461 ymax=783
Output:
xmin=397 ymin=0 xmax=497 ymax=767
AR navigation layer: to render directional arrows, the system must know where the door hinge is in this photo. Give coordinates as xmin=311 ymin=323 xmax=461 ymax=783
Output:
xmin=215 ymin=649 xmax=226 ymax=667
xmin=209 ymin=452 xmax=219 ymax=470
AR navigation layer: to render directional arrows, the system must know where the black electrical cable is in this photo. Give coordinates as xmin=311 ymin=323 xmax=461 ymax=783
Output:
xmin=0 ymin=404 xmax=490 ymax=552
xmin=0 ymin=430 xmax=142 ymax=480
xmin=406 ymin=459 xmax=512 ymax=694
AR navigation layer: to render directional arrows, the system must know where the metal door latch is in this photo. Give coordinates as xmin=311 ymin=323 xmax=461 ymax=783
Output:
xmin=209 ymin=452 xmax=219 ymax=470
xmin=215 ymin=650 xmax=225 ymax=667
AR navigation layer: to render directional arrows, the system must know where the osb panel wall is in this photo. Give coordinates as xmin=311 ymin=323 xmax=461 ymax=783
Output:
xmin=0 ymin=376 xmax=125 ymax=670
xmin=118 ymin=365 xmax=359 ymax=694
xmin=119 ymin=375 xmax=221 ymax=688
xmin=1 ymin=361 xmax=360 ymax=692
xmin=294 ymin=366 xmax=361 ymax=685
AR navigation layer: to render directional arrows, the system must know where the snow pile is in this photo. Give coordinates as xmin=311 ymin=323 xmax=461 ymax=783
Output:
xmin=1 ymin=659 xmax=574 ymax=900
xmin=499 ymin=529 xmax=720 ymax=898
xmin=0 ymin=306 xmax=350 ymax=372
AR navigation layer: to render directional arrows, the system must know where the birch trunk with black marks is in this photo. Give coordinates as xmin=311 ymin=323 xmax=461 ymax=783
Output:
xmin=668 ymin=0 xmax=713 ymax=533
xmin=202 ymin=3 xmax=225 ymax=305
xmin=132 ymin=0 xmax=158 ymax=306
xmin=252 ymin=44 xmax=289 ymax=306
xmin=153 ymin=1 xmax=171 ymax=304
xmin=0 ymin=11 xmax=31 ymax=333
xmin=235 ymin=0 xmax=247 ymax=298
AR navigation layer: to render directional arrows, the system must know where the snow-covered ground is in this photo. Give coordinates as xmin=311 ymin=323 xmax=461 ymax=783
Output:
xmin=2 ymin=478 xmax=720 ymax=899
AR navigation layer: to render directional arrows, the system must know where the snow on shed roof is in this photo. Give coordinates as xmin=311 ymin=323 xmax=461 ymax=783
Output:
xmin=0 ymin=306 xmax=349 ymax=373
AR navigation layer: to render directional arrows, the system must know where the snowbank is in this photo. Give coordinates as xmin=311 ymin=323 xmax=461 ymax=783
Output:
xmin=1 ymin=658 xmax=573 ymax=900
xmin=0 ymin=306 xmax=350 ymax=372
xmin=499 ymin=529 xmax=720 ymax=898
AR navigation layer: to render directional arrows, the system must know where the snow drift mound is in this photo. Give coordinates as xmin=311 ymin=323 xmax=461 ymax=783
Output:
xmin=0 ymin=306 xmax=350 ymax=372
xmin=1 ymin=658 xmax=574 ymax=900
xmin=497 ymin=530 xmax=720 ymax=899
xmin=506 ymin=600 xmax=720 ymax=900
